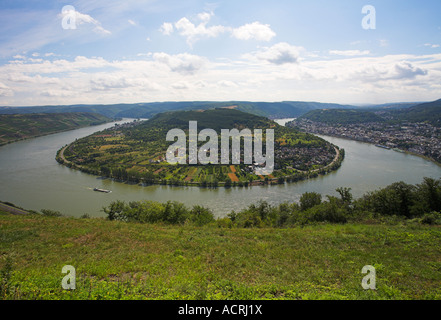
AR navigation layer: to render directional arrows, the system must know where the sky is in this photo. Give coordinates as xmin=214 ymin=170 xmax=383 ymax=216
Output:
xmin=0 ymin=0 xmax=441 ymax=106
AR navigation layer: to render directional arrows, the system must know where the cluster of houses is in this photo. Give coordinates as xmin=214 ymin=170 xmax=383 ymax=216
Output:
xmin=275 ymin=146 xmax=335 ymax=170
xmin=291 ymin=119 xmax=441 ymax=163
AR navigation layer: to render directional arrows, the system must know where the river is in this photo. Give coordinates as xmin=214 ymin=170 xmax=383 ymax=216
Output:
xmin=0 ymin=118 xmax=440 ymax=218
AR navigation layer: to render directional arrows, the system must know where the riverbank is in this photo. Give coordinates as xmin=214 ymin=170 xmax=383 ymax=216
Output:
xmin=1 ymin=210 xmax=440 ymax=300
xmin=0 ymin=113 xmax=114 ymax=146
xmin=316 ymin=132 xmax=441 ymax=169
xmin=56 ymin=141 xmax=344 ymax=188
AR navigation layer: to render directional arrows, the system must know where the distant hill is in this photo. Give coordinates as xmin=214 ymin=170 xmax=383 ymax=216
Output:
xmin=2 ymin=100 xmax=437 ymax=123
xmin=298 ymin=109 xmax=385 ymax=125
xmin=358 ymin=102 xmax=422 ymax=111
xmin=0 ymin=101 xmax=357 ymax=120
xmin=0 ymin=112 xmax=112 ymax=145
xmin=143 ymin=108 xmax=274 ymax=132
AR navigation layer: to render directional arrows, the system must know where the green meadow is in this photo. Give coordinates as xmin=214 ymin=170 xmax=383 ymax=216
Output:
xmin=1 ymin=210 xmax=440 ymax=300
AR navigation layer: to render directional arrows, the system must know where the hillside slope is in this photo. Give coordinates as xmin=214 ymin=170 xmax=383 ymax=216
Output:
xmin=0 ymin=112 xmax=112 ymax=145
xmin=392 ymin=99 xmax=441 ymax=126
xmin=298 ymin=109 xmax=385 ymax=125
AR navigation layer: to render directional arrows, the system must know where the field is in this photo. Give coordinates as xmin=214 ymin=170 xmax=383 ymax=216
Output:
xmin=1 ymin=211 xmax=440 ymax=300
xmin=58 ymin=109 xmax=343 ymax=187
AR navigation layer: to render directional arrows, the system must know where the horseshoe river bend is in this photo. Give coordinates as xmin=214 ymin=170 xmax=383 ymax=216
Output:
xmin=1 ymin=118 xmax=440 ymax=218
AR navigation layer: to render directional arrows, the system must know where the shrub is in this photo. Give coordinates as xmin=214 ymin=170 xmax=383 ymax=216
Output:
xmin=421 ymin=212 xmax=441 ymax=225
xmin=189 ymin=205 xmax=215 ymax=226
xmin=300 ymin=192 xmax=322 ymax=211
xmin=40 ymin=209 xmax=63 ymax=217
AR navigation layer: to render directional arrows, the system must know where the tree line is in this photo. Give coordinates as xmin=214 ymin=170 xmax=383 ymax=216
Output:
xmin=102 ymin=177 xmax=441 ymax=227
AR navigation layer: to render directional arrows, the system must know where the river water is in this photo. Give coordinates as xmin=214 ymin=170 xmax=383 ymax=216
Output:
xmin=1 ymin=118 xmax=440 ymax=218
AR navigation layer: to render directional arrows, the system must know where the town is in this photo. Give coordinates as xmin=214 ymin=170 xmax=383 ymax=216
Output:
xmin=288 ymin=119 xmax=441 ymax=164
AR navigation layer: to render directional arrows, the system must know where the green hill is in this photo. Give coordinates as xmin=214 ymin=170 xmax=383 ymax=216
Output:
xmin=298 ymin=109 xmax=385 ymax=125
xmin=392 ymin=99 xmax=441 ymax=126
xmin=0 ymin=112 xmax=112 ymax=145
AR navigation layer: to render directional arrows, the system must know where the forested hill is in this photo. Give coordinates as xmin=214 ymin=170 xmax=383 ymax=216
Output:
xmin=298 ymin=109 xmax=385 ymax=124
xmin=139 ymin=108 xmax=277 ymax=132
xmin=0 ymin=112 xmax=111 ymax=145
xmin=0 ymin=101 xmax=356 ymax=120
xmin=390 ymin=99 xmax=441 ymax=126
xmin=297 ymin=98 xmax=441 ymax=126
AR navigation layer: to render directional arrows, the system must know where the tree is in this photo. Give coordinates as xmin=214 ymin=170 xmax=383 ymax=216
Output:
xmin=103 ymin=200 xmax=127 ymax=221
xmin=190 ymin=205 xmax=215 ymax=226
xmin=417 ymin=177 xmax=441 ymax=212
xmin=300 ymin=192 xmax=322 ymax=211
xmin=336 ymin=187 xmax=353 ymax=204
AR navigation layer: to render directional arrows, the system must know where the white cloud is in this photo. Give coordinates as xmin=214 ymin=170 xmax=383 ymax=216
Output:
xmin=153 ymin=52 xmax=207 ymax=75
xmin=159 ymin=22 xmax=174 ymax=35
xmin=254 ymin=42 xmax=302 ymax=65
xmin=174 ymin=14 xmax=228 ymax=45
xmin=160 ymin=13 xmax=276 ymax=45
xmin=0 ymin=82 xmax=13 ymax=97
xmin=424 ymin=43 xmax=440 ymax=48
xmin=128 ymin=19 xmax=136 ymax=26
xmin=329 ymin=50 xmax=370 ymax=56
xmin=218 ymin=80 xmax=238 ymax=87
xmin=0 ymin=51 xmax=440 ymax=106
xmin=231 ymin=22 xmax=276 ymax=42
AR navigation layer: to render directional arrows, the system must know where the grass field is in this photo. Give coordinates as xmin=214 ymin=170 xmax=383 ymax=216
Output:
xmin=1 ymin=210 xmax=440 ymax=300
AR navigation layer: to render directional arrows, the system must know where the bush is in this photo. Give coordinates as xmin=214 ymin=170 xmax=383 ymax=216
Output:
xmin=303 ymin=198 xmax=348 ymax=224
xmin=300 ymin=192 xmax=322 ymax=211
xmin=40 ymin=209 xmax=63 ymax=217
xmin=103 ymin=200 xmax=214 ymax=226
xmin=421 ymin=212 xmax=441 ymax=225
xmin=189 ymin=205 xmax=215 ymax=226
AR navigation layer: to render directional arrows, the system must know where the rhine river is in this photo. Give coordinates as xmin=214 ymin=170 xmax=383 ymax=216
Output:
xmin=1 ymin=118 xmax=440 ymax=218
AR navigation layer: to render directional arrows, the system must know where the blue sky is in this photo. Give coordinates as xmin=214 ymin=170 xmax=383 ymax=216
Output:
xmin=0 ymin=0 xmax=440 ymax=106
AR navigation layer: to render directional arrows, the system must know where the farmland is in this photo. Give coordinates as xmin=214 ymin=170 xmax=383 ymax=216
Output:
xmin=57 ymin=109 xmax=344 ymax=187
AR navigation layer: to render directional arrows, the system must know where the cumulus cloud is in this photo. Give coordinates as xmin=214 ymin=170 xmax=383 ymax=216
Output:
xmin=160 ymin=12 xmax=276 ymax=45
xmin=153 ymin=52 xmax=206 ymax=75
xmin=391 ymin=61 xmax=428 ymax=80
xmin=159 ymin=22 xmax=174 ymax=35
xmin=255 ymin=42 xmax=302 ymax=65
xmin=174 ymin=13 xmax=228 ymax=45
xmin=0 ymin=50 xmax=439 ymax=106
xmin=231 ymin=22 xmax=276 ymax=42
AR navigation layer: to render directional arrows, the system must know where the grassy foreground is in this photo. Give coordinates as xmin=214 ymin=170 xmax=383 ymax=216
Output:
xmin=1 ymin=210 xmax=440 ymax=300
